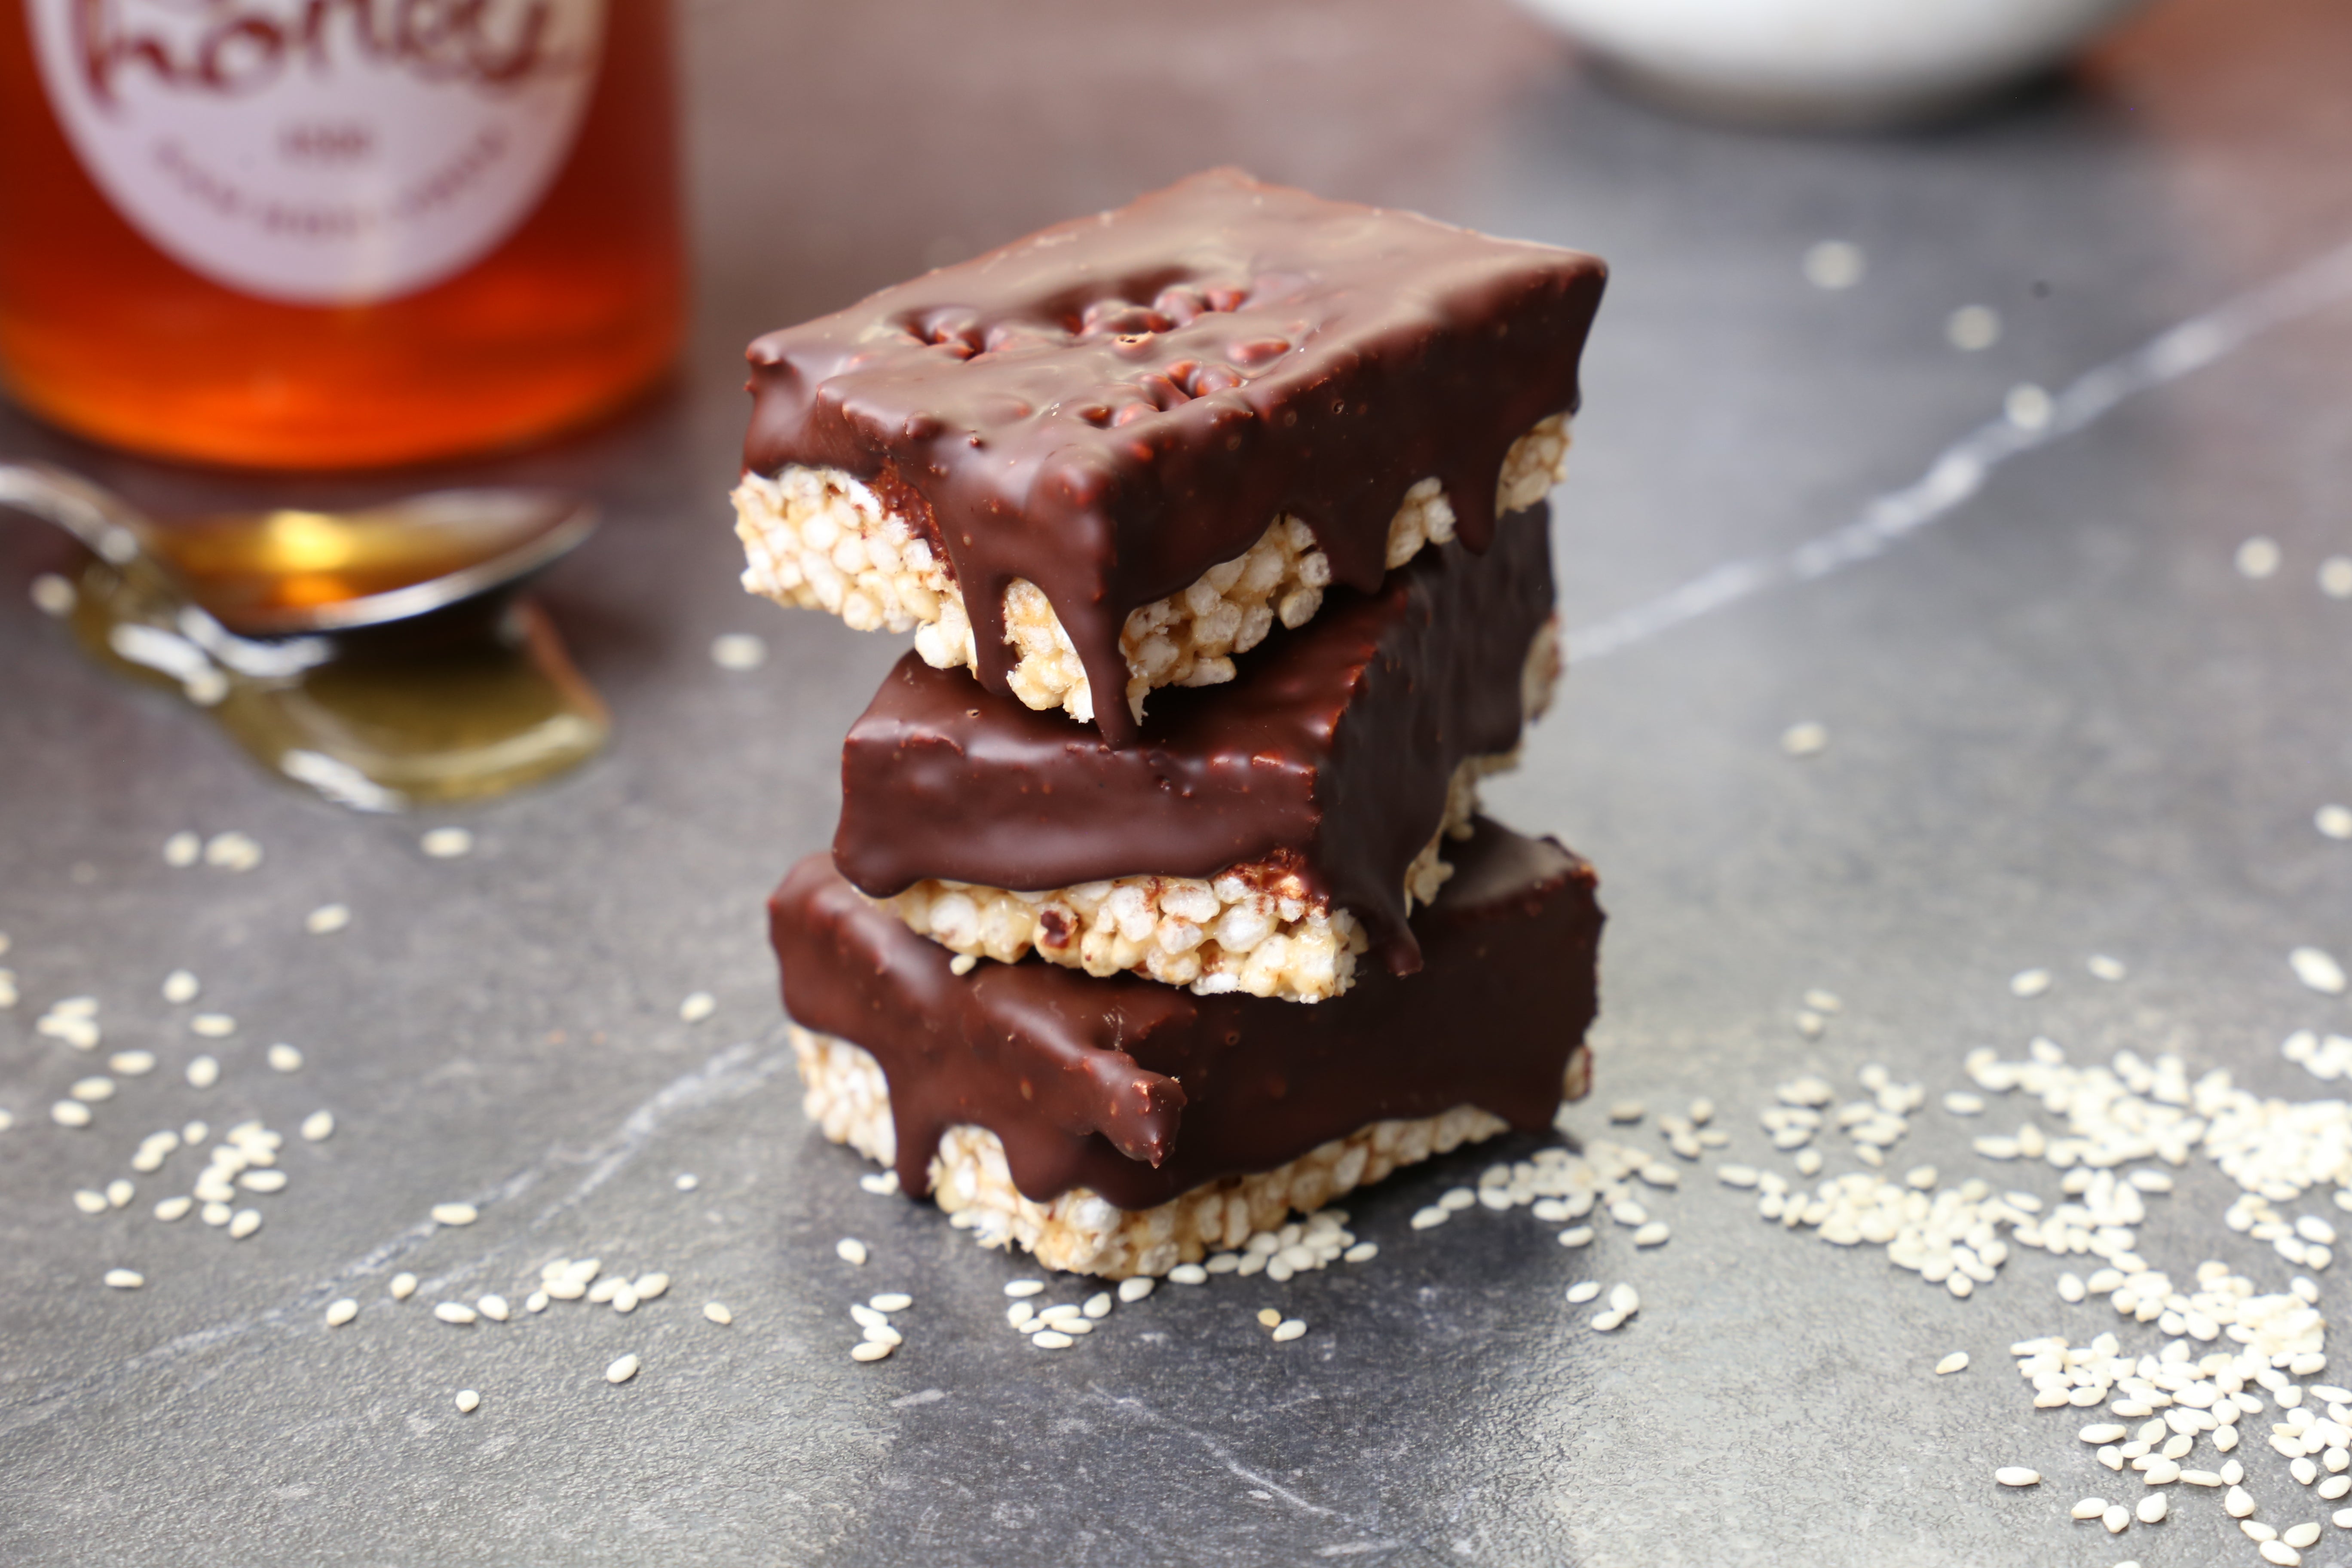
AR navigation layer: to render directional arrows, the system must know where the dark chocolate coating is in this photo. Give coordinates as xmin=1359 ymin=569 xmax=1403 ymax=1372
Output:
xmin=833 ymin=502 xmax=1557 ymax=976
xmin=771 ymin=818 xmax=1603 ymax=1211
xmin=743 ymin=167 xmax=1606 ymax=745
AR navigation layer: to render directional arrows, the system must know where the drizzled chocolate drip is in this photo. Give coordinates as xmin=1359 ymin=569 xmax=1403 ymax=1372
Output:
xmin=771 ymin=819 xmax=1604 ymax=1211
xmin=834 ymin=502 xmax=1558 ymax=975
xmin=743 ymin=167 xmax=1606 ymax=745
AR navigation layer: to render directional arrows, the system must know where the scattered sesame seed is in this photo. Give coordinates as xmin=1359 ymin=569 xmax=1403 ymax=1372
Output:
xmin=611 ymin=1285 xmax=640 ymax=1313
xmin=675 ymin=1173 xmax=698 ymax=1191
xmin=324 ymin=1298 xmax=358 ymax=1326
xmin=0 ymin=1109 xmax=12 ymax=1133
xmin=31 ymin=571 xmax=77 ymax=616
xmin=70 ymin=1076 xmax=115 ymax=1102
xmin=1781 ymin=721 xmax=1828 ymax=757
xmin=2086 ymin=954 xmax=2128 ymax=982
xmin=1027 ymin=1332 xmax=1071 ymax=1351
xmin=1558 ymin=1225 xmax=1595 ymax=1248
xmin=1794 ymin=1149 xmax=1824 ymax=1177
xmin=1589 ymin=1310 xmax=1628 ymax=1332
xmin=1256 ymin=1308 xmax=1280 ymax=1328
xmin=389 ymin=1273 xmax=418 ymax=1300
xmin=420 ymin=827 xmax=473 ymax=858
xmin=635 ymin=1273 xmax=670 ymax=1300
xmin=2291 ymin=947 xmax=2347 ymax=996
xmin=679 ymin=991 xmax=716 ymax=1023
xmin=1272 ymin=1319 xmax=1307 ymax=1343
xmin=948 ymin=954 xmax=977 ymax=976
xmin=606 ymin=1354 xmax=640 ymax=1383
xmin=2322 ymin=557 xmax=2352 ymax=600
xmin=185 ymin=1056 xmax=219 ymax=1089
xmin=188 ymin=1013 xmax=234 ymax=1038
xmin=1718 ymin=1164 xmax=1760 ymax=1188
xmin=108 ymin=1050 xmax=156 ymax=1076
xmin=431 ymin=1203 xmax=478 ymax=1227
xmin=2319 ymin=805 xmax=2352 ymax=841
xmin=526 ymin=1291 xmax=549 ymax=1312
xmin=434 ymin=1302 xmax=477 ymax=1325
xmin=51 ymin=1100 xmax=92 ymax=1128
xmin=1168 ymin=1264 xmax=1207 ymax=1285
xmin=1632 ymin=1222 xmax=1671 ymax=1247
xmin=237 ymin=1168 xmax=285 ymax=1193
xmin=836 ymin=1237 xmax=868 ymax=1265
xmin=710 ymin=632 xmax=768 ymax=671
xmin=1801 ymin=239 xmax=1865 ymax=290
xmin=1118 ymin=1277 xmax=1155 ymax=1303
xmin=1995 ymin=1467 xmax=2041 ymax=1487
xmin=858 ymin=1171 xmax=899 ymax=1195
xmin=1947 ymin=305 xmax=2002 ymax=352
xmin=2010 ymin=968 xmax=2052 ymax=998
xmin=2071 ymin=1497 xmax=2107 ymax=1520
xmin=228 ymin=1209 xmax=261 ymax=1239
xmin=2286 ymin=1522 xmax=2323 ymax=1548
xmin=1607 ymin=1100 xmax=1645 ymax=1124
xmin=1936 ymin=1352 xmax=1969 ymax=1375
xmin=161 ymin=969 xmax=199 ymax=1004
xmin=1795 ymin=1010 xmax=1826 ymax=1039
xmin=2259 ymin=1540 xmax=2300 ymax=1566
xmin=704 ymin=1302 xmax=732 ymax=1325
xmin=2135 ymin=1494 xmax=2166 ymax=1525
xmin=2237 ymin=536 xmax=2284 ymax=579
xmin=300 ymin=1110 xmax=334 ymax=1142
xmin=478 ymin=1295 xmax=509 ymax=1321
xmin=2005 ymin=383 xmax=2053 ymax=431
xmin=305 ymin=903 xmax=352 ymax=935
xmin=202 ymin=832 xmax=262 ymax=872
xmin=103 ymin=1268 xmax=144 ymax=1289
xmin=1410 ymin=1206 xmax=1449 ymax=1230
xmin=455 ymin=1390 xmax=481 ymax=1414
xmin=2230 ymin=1487 xmax=2258 ymax=1517
xmin=153 ymin=1196 xmax=191 ymax=1221
xmin=162 ymin=831 xmax=201 ymax=867
xmin=1566 ymin=1281 xmax=1600 ymax=1305
xmin=265 ymin=1044 xmax=303 ymax=1072
xmin=869 ymin=1291 xmax=911 ymax=1313
xmin=200 ymin=1202 xmax=230 ymax=1226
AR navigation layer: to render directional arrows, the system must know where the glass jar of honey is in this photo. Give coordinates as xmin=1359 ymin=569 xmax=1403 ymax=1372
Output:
xmin=0 ymin=0 xmax=683 ymax=470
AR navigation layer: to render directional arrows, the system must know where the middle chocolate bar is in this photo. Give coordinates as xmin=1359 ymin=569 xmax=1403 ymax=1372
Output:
xmin=833 ymin=499 xmax=1559 ymax=1004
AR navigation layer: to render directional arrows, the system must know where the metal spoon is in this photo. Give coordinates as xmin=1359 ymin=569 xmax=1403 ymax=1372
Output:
xmin=0 ymin=460 xmax=596 ymax=637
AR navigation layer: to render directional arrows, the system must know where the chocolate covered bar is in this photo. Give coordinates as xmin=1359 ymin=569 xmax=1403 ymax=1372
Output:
xmin=734 ymin=168 xmax=1606 ymax=744
xmin=773 ymin=818 xmax=1603 ymax=1279
xmin=836 ymin=501 xmax=1562 ymax=1002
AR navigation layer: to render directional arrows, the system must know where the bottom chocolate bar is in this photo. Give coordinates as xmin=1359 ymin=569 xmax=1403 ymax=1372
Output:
xmin=770 ymin=819 xmax=1603 ymax=1278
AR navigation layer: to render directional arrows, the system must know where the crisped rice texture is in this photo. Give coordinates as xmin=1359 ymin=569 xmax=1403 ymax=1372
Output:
xmin=790 ymin=1026 xmax=1592 ymax=1280
xmin=734 ymin=414 xmax=1571 ymax=727
xmin=876 ymin=620 xmax=1563 ymax=1003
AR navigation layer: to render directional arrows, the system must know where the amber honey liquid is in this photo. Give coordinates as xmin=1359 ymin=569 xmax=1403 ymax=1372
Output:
xmin=0 ymin=0 xmax=682 ymax=470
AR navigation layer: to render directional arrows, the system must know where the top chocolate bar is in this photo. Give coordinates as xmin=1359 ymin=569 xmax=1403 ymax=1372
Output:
xmin=735 ymin=167 xmax=1605 ymax=746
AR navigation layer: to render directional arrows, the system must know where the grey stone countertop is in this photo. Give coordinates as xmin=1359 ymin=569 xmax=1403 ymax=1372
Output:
xmin=4 ymin=1 xmax=2352 ymax=1562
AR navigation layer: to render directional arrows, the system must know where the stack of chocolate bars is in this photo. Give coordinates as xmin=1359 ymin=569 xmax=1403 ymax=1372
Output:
xmin=737 ymin=170 xmax=1610 ymax=1280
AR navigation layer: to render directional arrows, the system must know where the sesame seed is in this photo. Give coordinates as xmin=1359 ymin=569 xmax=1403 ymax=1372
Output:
xmin=1801 ymin=240 xmax=1865 ymax=290
xmin=455 ymin=1390 xmax=481 ymax=1414
xmin=1566 ymin=1281 xmax=1600 ymax=1305
xmin=434 ymin=1302 xmax=477 ymax=1325
xmin=2286 ymin=1523 xmax=2323 ymax=1548
xmin=1632 ymin=1222 xmax=1671 ymax=1247
xmin=1609 ymin=1284 xmax=1639 ymax=1314
xmin=1118 ymin=1277 xmax=1155 ymax=1303
xmin=185 ymin=1056 xmax=218 ymax=1089
xmin=675 ymin=1173 xmax=698 ymax=1191
xmin=1607 ymin=1100 xmax=1644 ymax=1124
xmin=1718 ymin=1165 xmax=1760 ymax=1188
xmin=704 ymin=1302 xmax=732 ymax=1325
xmin=389 ymin=1273 xmax=417 ymax=1300
xmin=2071 ymin=1498 xmax=2107 ymax=1519
xmin=266 ymin=1044 xmax=303 ymax=1072
xmin=2337 ymin=1509 xmax=2352 ymax=1528
xmin=2230 ymin=1487 xmax=2258 ymax=1516
xmin=305 ymin=903 xmax=351 ymax=935
xmin=2237 ymin=536 xmax=2284 ymax=579
xmin=858 ymin=1172 xmax=898 ymax=1194
xmin=2291 ymin=947 xmax=2348 ymax=996
xmin=2323 ymin=558 xmax=2352 ymax=599
xmin=161 ymin=969 xmax=199 ymax=1004
xmin=1937 ymin=1352 xmax=1970 ymax=1375
xmin=1410 ymin=1206 xmax=1449 ymax=1230
xmin=2009 ymin=968 xmax=2052 ymax=998
xmin=199 ymin=1202 xmax=230 ymax=1226
xmin=2182 ymin=1470 xmax=2223 ymax=1487
xmin=51 ymin=1100 xmax=92 ymax=1127
xmin=611 ymin=1286 xmax=640 ymax=1313
xmin=1027 ymin=1332 xmax=1071 ymax=1351
xmin=238 ymin=1169 xmax=285 ymax=1193
xmin=1794 ymin=1149 xmax=1823 ymax=1177
xmin=606 ymin=1354 xmax=640 ymax=1383
xmin=526 ymin=1292 xmax=549 ymax=1312
xmin=948 ymin=954 xmax=977 ymax=976
xmin=0 ymin=1109 xmax=12 ymax=1133
xmin=420 ymin=827 xmax=473 ymax=859
xmin=2100 ymin=1504 xmax=2129 ymax=1533
xmin=325 ymin=1298 xmax=358 ymax=1326
xmin=710 ymin=632 xmax=768 ymax=671
xmin=1006 ymin=1303 xmax=1035 ymax=1328
xmin=1946 ymin=304 xmax=2001 ymax=352
xmin=1588 ymin=1310 xmax=1627 ymax=1332
xmin=109 ymin=1051 xmax=156 ymax=1076
xmin=1780 ymin=721 xmax=1828 ymax=757
xmin=2004 ymin=383 xmax=2054 ymax=431
xmin=228 ymin=1209 xmax=261 ymax=1239
xmin=2087 ymin=955 xmax=2128 ymax=982
xmin=634 ymin=1273 xmax=670 ymax=1300
xmin=679 ymin=991 xmax=716 ymax=1023
xmin=1558 ymin=1225 xmax=1595 ymax=1248
xmin=300 ymin=1111 xmax=334 ymax=1142
xmin=103 ymin=1268 xmax=144 ymax=1289
xmin=189 ymin=1013 xmax=234 ymax=1038
xmin=861 ymin=1323 xmax=901 ymax=1347
xmin=2321 ymin=805 xmax=2352 ymax=841
xmin=1994 ymin=1468 xmax=2040 ymax=1487
xmin=162 ymin=831 xmax=201 ymax=867
xmin=71 ymin=1076 xmax=115 ymax=1102
xmin=153 ymin=1196 xmax=191 ymax=1221
xmin=478 ymin=1295 xmax=509 ymax=1321
xmin=587 ymin=1277 xmax=622 ymax=1304
xmin=1167 ymin=1264 xmax=1207 ymax=1285
xmin=836 ymin=1238 xmax=867 ymax=1265
xmin=2135 ymin=1494 xmax=2166 ymax=1525
xmin=2259 ymin=1540 xmax=2300 ymax=1566
xmin=73 ymin=1188 xmax=107 ymax=1215
xmin=202 ymin=832 xmax=262 ymax=872
xmin=1272 ymin=1320 xmax=1307 ymax=1343
xmin=430 ymin=1203 xmax=478 ymax=1227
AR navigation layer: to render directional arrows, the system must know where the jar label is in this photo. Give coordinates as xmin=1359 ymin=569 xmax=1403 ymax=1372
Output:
xmin=27 ymin=0 xmax=606 ymax=306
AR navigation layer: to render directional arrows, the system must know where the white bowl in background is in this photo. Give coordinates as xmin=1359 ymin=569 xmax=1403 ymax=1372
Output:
xmin=1516 ymin=0 xmax=2149 ymax=128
